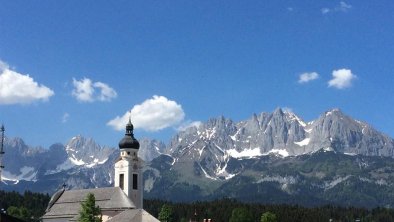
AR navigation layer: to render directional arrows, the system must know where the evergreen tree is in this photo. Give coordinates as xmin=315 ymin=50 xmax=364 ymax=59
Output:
xmin=229 ymin=207 xmax=254 ymax=222
xmin=78 ymin=193 xmax=102 ymax=222
xmin=158 ymin=204 xmax=174 ymax=222
xmin=261 ymin=211 xmax=277 ymax=222
xmin=7 ymin=206 xmax=31 ymax=221
xmin=1 ymin=190 xmax=50 ymax=222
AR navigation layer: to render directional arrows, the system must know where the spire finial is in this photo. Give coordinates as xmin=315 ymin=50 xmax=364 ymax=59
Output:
xmin=125 ymin=111 xmax=134 ymax=135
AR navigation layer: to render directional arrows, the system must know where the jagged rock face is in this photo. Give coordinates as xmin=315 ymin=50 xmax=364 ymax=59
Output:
xmin=309 ymin=109 xmax=394 ymax=156
xmin=138 ymin=138 xmax=166 ymax=162
xmin=2 ymin=137 xmax=46 ymax=176
xmin=162 ymin=108 xmax=394 ymax=181
xmin=2 ymin=108 xmax=394 ymax=208
xmin=233 ymin=108 xmax=307 ymax=155
xmin=65 ymin=136 xmax=114 ymax=167
xmin=170 ymin=108 xmax=394 ymax=159
xmin=167 ymin=117 xmax=236 ymax=180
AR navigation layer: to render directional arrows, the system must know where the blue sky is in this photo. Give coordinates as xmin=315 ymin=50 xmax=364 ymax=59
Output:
xmin=0 ymin=1 xmax=393 ymax=148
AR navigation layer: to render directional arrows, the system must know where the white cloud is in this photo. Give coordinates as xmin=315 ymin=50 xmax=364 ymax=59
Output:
xmin=328 ymin=69 xmax=356 ymax=89
xmin=337 ymin=1 xmax=352 ymax=12
xmin=321 ymin=1 xmax=352 ymax=14
xmin=107 ymin=95 xmax=185 ymax=132
xmin=177 ymin=121 xmax=202 ymax=131
xmin=62 ymin=113 xmax=70 ymax=123
xmin=72 ymin=78 xmax=117 ymax=102
xmin=0 ymin=60 xmax=54 ymax=105
xmin=321 ymin=8 xmax=330 ymax=14
xmin=93 ymin=82 xmax=117 ymax=102
xmin=298 ymin=72 xmax=319 ymax=84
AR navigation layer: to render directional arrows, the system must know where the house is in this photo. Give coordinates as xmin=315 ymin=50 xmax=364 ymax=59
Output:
xmin=42 ymin=119 xmax=159 ymax=222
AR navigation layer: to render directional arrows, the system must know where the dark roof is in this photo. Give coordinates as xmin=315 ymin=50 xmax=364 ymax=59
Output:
xmin=106 ymin=209 xmax=159 ymax=222
xmin=119 ymin=120 xmax=140 ymax=149
xmin=42 ymin=187 xmax=135 ymax=220
xmin=45 ymin=186 xmax=66 ymax=212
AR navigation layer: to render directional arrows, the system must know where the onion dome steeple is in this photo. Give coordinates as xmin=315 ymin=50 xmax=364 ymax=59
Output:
xmin=118 ymin=117 xmax=140 ymax=149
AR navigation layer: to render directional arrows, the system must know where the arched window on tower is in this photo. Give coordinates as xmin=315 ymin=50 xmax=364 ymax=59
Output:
xmin=133 ymin=174 xmax=138 ymax=190
xmin=119 ymin=174 xmax=124 ymax=190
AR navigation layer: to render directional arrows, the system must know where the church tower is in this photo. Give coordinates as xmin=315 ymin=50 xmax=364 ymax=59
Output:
xmin=114 ymin=118 xmax=143 ymax=209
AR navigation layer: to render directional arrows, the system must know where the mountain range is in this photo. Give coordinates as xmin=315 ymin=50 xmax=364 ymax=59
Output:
xmin=1 ymin=108 xmax=394 ymax=208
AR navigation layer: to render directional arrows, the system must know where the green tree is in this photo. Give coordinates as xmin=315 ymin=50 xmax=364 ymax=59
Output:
xmin=78 ymin=193 xmax=102 ymax=222
xmin=7 ymin=206 xmax=20 ymax=218
xmin=261 ymin=211 xmax=277 ymax=222
xmin=7 ymin=206 xmax=32 ymax=221
xmin=229 ymin=207 xmax=254 ymax=222
xmin=158 ymin=204 xmax=174 ymax=222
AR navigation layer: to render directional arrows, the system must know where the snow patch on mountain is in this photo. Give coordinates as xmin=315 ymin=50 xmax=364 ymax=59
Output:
xmin=256 ymin=175 xmax=298 ymax=184
xmin=294 ymin=138 xmax=310 ymax=146
xmin=323 ymin=147 xmax=335 ymax=152
xmin=1 ymin=167 xmax=37 ymax=183
xmin=199 ymin=163 xmax=218 ymax=180
xmin=265 ymin=149 xmax=290 ymax=157
xmin=69 ymin=154 xmax=85 ymax=165
xmin=227 ymin=148 xmax=262 ymax=158
xmin=358 ymin=177 xmax=388 ymax=185
xmin=284 ymin=110 xmax=307 ymax=127
xmin=86 ymin=158 xmax=108 ymax=168
xmin=324 ymin=176 xmax=351 ymax=190
xmin=214 ymin=157 xmax=236 ymax=180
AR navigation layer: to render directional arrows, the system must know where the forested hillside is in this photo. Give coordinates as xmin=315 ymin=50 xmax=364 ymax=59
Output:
xmin=0 ymin=190 xmax=50 ymax=222
xmin=145 ymin=199 xmax=394 ymax=222
xmin=1 ymin=190 xmax=394 ymax=222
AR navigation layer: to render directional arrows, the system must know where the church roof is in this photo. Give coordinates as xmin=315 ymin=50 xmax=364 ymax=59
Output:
xmin=43 ymin=187 xmax=135 ymax=220
xmin=119 ymin=119 xmax=140 ymax=149
xmin=106 ymin=209 xmax=160 ymax=222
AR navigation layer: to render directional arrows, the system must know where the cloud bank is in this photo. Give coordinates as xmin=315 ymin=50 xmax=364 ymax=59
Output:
xmin=298 ymin=72 xmax=319 ymax=84
xmin=0 ymin=60 xmax=54 ymax=105
xmin=328 ymin=69 xmax=356 ymax=89
xmin=72 ymin=78 xmax=117 ymax=102
xmin=108 ymin=95 xmax=185 ymax=132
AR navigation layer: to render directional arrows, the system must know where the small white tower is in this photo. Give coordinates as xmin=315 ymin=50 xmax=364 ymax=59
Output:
xmin=114 ymin=118 xmax=143 ymax=208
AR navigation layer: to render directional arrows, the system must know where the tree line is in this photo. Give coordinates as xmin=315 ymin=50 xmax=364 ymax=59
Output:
xmin=0 ymin=190 xmax=50 ymax=222
xmin=1 ymin=190 xmax=394 ymax=222
xmin=145 ymin=198 xmax=394 ymax=222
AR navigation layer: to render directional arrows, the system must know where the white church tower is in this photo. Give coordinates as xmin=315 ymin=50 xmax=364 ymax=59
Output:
xmin=114 ymin=118 xmax=143 ymax=209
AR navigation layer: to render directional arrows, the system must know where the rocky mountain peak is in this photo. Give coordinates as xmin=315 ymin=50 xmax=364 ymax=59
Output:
xmin=273 ymin=107 xmax=284 ymax=115
xmin=65 ymin=135 xmax=114 ymax=167
xmin=139 ymin=138 xmax=165 ymax=162
xmin=6 ymin=137 xmax=27 ymax=150
xmin=166 ymin=108 xmax=394 ymax=181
